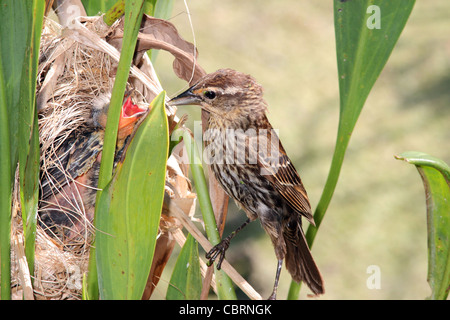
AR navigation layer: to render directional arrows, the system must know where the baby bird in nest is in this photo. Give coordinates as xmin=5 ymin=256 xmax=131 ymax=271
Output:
xmin=38 ymin=93 xmax=147 ymax=242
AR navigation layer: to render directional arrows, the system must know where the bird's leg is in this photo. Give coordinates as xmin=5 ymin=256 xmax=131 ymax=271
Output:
xmin=206 ymin=218 xmax=251 ymax=270
xmin=268 ymin=259 xmax=283 ymax=300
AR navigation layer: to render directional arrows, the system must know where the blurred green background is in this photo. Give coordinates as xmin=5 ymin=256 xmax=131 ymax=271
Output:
xmin=152 ymin=0 xmax=449 ymax=299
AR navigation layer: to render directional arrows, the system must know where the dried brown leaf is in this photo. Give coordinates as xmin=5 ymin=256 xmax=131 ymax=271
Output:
xmin=107 ymin=15 xmax=206 ymax=85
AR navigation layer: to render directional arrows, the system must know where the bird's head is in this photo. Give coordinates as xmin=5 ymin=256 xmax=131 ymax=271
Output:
xmin=91 ymin=92 xmax=147 ymax=131
xmin=169 ymin=69 xmax=267 ymax=122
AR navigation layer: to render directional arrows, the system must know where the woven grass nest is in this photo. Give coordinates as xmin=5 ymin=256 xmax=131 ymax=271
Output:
xmin=11 ymin=12 xmax=203 ymax=300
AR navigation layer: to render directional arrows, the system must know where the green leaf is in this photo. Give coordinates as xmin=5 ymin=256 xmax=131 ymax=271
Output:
xmin=96 ymin=91 xmax=168 ymax=300
xmin=395 ymin=152 xmax=450 ymax=300
xmin=96 ymin=0 xmax=146 ymax=191
xmin=19 ymin=0 xmax=45 ymax=279
xmin=82 ymin=272 xmax=89 ymax=300
xmin=103 ymin=0 xmax=125 ymax=25
xmin=19 ymin=0 xmax=45 ymax=281
xmin=310 ymin=0 xmax=416 ymax=240
xmin=0 ymin=42 xmax=12 ymax=300
xmin=166 ymin=234 xmax=202 ymax=300
xmin=0 ymin=0 xmax=45 ymax=299
xmin=21 ymin=114 xmax=40 ymax=279
xmin=290 ymin=0 xmax=416 ymax=299
xmin=334 ymin=1 xmax=415 ymax=130
xmin=81 ymin=0 xmax=117 ymax=16
xmin=153 ymin=0 xmax=174 ymax=19
xmin=87 ymin=0 xmax=146 ymax=299
xmin=143 ymin=0 xmax=157 ymax=16
xmin=103 ymin=0 xmax=164 ymax=26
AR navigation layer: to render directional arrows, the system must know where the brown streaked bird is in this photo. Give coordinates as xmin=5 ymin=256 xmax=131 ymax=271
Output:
xmin=39 ymin=93 xmax=147 ymax=241
xmin=169 ymin=68 xmax=324 ymax=299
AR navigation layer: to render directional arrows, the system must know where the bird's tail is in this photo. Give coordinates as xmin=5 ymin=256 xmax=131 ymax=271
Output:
xmin=284 ymin=215 xmax=324 ymax=296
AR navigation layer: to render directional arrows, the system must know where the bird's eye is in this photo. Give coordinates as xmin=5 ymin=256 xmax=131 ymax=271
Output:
xmin=204 ymin=90 xmax=216 ymax=100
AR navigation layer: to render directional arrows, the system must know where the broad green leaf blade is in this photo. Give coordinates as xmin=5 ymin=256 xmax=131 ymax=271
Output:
xmin=0 ymin=47 xmax=12 ymax=300
xmin=0 ymin=0 xmax=45 ymax=299
xmin=103 ymin=0 xmax=157 ymax=26
xmin=20 ymin=0 xmax=45 ymax=279
xmin=396 ymin=152 xmax=450 ymax=300
xmin=312 ymin=0 xmax=416 ymax=235
xmin=102 ymin=0 xmax=156 ymax=27
xmin=419 ymin=167 xmax=450 ymax=300
xmin=103 ymin=0 xmax=166 ymax=26
xmin=0 ymin=1 xmax=26 ymax=175
xmin=96 ymin=91 xmax=168 ymax=300
xmin=166 ymin=234 xmax=202 ymax=300
xmin=143 ymin=0 xmax=157 ymax=15
xmin=154 ymin=0 xmax=174 ymax=20
xmin=88 ymin=0 xmax=145 ymax=299
xmin=82 ymin=273 xmax=89 ymax=300
xmin=21 ymin=114 xmax=40 ymax=279
xmin=395 ymin=152 xmax=450 ymax=182
xmin=81 ymin=0 xmax=117 ymax=16
xmin=104 ymin=0 xmax=125 ymax=25
xmin=335 ymin=0 xmax=415 ymax=128
xmin=291 ymin=0 xmax=416 ymax=300
xmin=96 ymin=0 xmax=145 ymax=191
xmin=307 ymin=0 xmax=416 ymax=240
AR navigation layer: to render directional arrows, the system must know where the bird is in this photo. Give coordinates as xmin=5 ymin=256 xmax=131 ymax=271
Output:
xmin=38 ymin=92 xmax=147 ymax=242
xmin=169 ymin=68 xmax=324 ymax=299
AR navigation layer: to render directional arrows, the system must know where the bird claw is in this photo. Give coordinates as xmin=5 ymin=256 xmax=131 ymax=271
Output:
xmin=205 ymin=238 xmax=230 ymax=270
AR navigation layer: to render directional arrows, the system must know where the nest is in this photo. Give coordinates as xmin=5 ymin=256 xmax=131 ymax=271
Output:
xmin=11 ymin=13 xmax=199 ymax=300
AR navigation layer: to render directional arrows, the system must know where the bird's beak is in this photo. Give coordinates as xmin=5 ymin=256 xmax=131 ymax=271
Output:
xmin=118 ymin=96 xmax=147 ymax=130
xmin=168 ymin=88 xmax=202 ymax=106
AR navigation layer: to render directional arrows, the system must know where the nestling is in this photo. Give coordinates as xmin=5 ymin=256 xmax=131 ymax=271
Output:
xmin=39 ymin=93 xmax=147 ymax=241
xmin=169 ymin=68 xmax=324 ymax=299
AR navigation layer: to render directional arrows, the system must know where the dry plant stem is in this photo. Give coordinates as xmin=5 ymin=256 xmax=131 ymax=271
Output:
xmin=12 ymin=233 xmax=34 ymax=300
xmin=168 ymin=201 xmax=262 ymax=300
xmin=200 ymin=261 xmax=215 ymax=299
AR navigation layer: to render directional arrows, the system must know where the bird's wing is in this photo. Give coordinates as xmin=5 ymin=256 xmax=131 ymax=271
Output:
xmin=253 ymin=126 xmax=314 ymax=225
xmin=40 ymin=130 xmax=103 ymax=201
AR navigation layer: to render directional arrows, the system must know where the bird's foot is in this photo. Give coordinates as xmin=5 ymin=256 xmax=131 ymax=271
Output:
xmin=205 ymin=238 xmax=230 ymax=270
